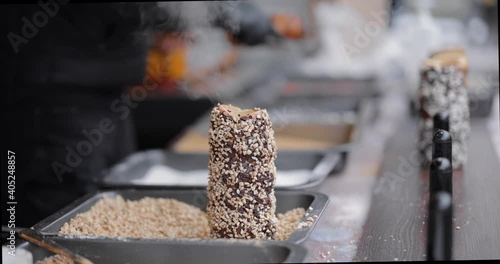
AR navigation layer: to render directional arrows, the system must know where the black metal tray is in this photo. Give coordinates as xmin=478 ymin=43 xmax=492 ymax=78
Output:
xmin=32 ymin=189 xmax=329 ymax=244
xmin=281 ymin=75 xmax=382 ymax=98
xmin=15 ymin=237 xmax=307 ymax=264
xmin=101 ymin=150 xmax=342 ymax=190
xmin=167 ymin=97 xmax=371 ymax=177
xmin=248 ymin=96 xmax=367 ymax=154
xmin=262 ymin=96 xmax=372 ymax=173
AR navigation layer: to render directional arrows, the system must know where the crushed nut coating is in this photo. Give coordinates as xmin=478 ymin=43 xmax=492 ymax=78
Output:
xmin=58 ymin=195 xmax=306 ymax=241
xmin=59 ymin=195 xmax=210 ymax=239
xmin=207 ymin=104 xmax=278 ymax=240
xmin=418 ymin=56 xmax=470 ymax=169
xmin=275 ymin=208 xmax=307 ymax=241
xmin=35 ymin=255 xmax=74 ymax=264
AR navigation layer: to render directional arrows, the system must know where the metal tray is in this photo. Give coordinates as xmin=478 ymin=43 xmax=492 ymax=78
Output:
xmin=281 ymin=75 xmax=382 ymax=98
xmin=100 ymin=149 xmax=342 ymax=190
xmin=153 ymin=97 xmax=371 ymax=190
xmin=15 ymin=237 xmax=307 ymax=264
xmin=32 ymin=189 xmax=329 ymax=244
xmin=172 ymin=97 xmax=365 ymax=153
xmin=263 ymin=96 xmax=368 ymax=151
xmin=262 ymin=97 xmax=372 ymax=174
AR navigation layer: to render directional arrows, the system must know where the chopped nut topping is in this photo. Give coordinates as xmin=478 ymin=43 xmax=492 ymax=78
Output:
xmin=207 ymin=104 xmax=278 ymax=240
xmin=35 ymin=254 xmax=74 ymax=264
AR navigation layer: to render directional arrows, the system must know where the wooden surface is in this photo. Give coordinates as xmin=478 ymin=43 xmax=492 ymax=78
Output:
xmin=170 ymin=124 xmax=352 ymax=153
xmin=354 ymin=118 xmax=500 ymax=261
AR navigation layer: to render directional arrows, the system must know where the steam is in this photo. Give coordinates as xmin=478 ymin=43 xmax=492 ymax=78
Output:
xmin=145 ymin=1 xmax=241 ymax=32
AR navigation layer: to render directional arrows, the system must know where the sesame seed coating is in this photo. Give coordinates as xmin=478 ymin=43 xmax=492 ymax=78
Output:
xmin=35 ymin=254 xmax=74 ymax=264
xmin=418 ymin=58 xmax=470 ymax=169
xmin=57 ymin=195 xmax=307 ymax=241
xmin=59 ymin=195 xmax=210 ymax=239
xmin=206 ymin=104 xmax=278 ymax=240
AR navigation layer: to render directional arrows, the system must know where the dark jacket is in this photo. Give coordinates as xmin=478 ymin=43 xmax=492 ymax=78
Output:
xmin=4 ymin=2 xmax=270 ymax=104
xmin=5 ymin=3 xmax=152 ymax=102
xmin=2 ymin=0 xmax=270 ymax=98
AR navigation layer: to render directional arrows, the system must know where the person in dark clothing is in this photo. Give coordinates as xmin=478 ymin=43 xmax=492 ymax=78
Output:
xmin=3 ymin=1 xmax=277 ymax=228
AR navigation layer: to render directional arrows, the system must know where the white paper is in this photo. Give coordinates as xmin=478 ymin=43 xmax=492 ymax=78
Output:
xmin=132 ymin=165 xmax=311 ymax=188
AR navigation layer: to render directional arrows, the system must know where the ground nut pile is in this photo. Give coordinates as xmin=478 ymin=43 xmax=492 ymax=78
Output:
xmin=58 ymin=195 xmax=308 ymax=242
xmin=59 ymin=195 xmax=210 ymax=239
xmin=35 ymin=255 xmax=74 ymax=264
xmin=207 ymin=104 xmax=279 ymax=240
xmin=40 ymin=204 xmax=306 ymax=263
xmin=274 ymin=208 xmax=306 ymax=241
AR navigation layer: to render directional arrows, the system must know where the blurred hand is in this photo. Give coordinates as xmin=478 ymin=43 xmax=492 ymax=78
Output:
xmin=230 ymin=2 xmax=276 ymax=46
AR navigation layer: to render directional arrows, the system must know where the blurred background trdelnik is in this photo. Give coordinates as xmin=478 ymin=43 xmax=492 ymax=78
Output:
xmin=132 ymin=0 xmax=498 ymax=150
xmin=3 ymin=0 xmax=499 ymax=244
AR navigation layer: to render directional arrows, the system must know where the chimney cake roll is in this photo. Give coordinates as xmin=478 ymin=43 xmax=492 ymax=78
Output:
xmin=206 ymin=104 xmax=278 ymax=240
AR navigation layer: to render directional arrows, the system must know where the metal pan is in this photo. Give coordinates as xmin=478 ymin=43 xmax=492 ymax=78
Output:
xmin=173 ymin=97 xmax=366 ymax=153
xmin=279 ymin=76 xmax=382 ymax=98
xmin=265 ymin=97 xmax=360 ymax=151
xmin=15 ymin=237 xmax=307 ymax=264
xmin=105 ymin=98 xmax=371 ymax=190
xmin=263 ymin=96 xmax=371 ymax=153
xmin=100 ymin=149 xmax=341 ymax=190
xmin=32 ymin=189 xmax=329 ymax=244
xmin=260 ymin=97 xmax=372 ymax=174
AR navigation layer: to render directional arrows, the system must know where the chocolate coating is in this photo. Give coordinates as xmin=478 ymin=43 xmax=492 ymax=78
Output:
xmin=418 ymin=60 xmax=470 ymax=169
xmin=206 ymin=104 xmax=278 ymax=240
